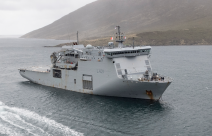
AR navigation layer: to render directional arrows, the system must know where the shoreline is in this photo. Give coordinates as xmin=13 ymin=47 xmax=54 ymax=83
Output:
xmin=43 ymin=44 xmax=212 ymax=48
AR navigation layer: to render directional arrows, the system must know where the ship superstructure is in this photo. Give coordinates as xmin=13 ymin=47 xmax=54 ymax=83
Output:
xmin=19 ymin=26 xmax=172 ymax=100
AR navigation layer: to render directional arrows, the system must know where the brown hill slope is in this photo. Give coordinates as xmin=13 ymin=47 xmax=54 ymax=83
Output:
xmin=77 ymin=28 xmax=212 ymax=46
xmin=21 ymin=0 xmax=212 ymax=41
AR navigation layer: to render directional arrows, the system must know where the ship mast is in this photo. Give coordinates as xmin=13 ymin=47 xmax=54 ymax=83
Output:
xmin=77 ymin=31 xmax=79 ymax=45
xmin=115 ymin=26 xmax=125 ymax=48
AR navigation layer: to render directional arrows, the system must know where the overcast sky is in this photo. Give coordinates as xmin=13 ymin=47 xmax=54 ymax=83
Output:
xmin=0 ymin=0 xmax=97 ymax=35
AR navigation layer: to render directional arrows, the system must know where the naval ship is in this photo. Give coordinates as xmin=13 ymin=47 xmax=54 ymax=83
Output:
xmin=19 ymin=26 xmax=172 ymax=100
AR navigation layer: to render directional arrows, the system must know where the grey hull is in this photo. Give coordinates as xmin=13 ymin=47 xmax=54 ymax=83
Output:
xmin=19 ymin=42 xmax=172 ymax=100
xmin=19 ymin=69 xmax=171 ymax=100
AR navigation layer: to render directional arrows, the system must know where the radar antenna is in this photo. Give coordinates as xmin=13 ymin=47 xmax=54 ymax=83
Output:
xmin=77 ymin=31 xmax=79 ymax=45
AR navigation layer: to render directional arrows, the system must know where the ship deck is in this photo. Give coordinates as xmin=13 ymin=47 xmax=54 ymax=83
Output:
xmin=19 ymin=66 xmax=51 ymax=73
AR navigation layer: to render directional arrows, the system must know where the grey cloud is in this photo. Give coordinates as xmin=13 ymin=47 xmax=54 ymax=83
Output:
xmin=0 ymin=0 xmax=96 ymax=35
xmin=0 ymin=0 xmax=97 ymax=11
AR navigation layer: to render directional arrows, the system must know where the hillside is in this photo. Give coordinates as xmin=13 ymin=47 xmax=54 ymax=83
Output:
xmin=21 ymin=0 xmax=212 ymax=45
xmin=76 ymin=28 xmax=212 ymax=46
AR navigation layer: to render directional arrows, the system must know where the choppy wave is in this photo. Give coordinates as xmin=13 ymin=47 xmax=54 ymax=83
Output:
xmin=0 ymin=101 xmax=83 ymax=136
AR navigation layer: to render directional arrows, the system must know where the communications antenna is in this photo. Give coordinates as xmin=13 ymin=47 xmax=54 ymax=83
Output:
xmin=115 ymin=26 xmax=125 ymax=48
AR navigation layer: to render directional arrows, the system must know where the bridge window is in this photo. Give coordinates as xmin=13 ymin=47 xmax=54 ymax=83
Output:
xmin=105 ymin=53 xmax=111 ymax=55
xmin=139 ymin=49 xmax=150 ymax=53
xmin=65 ymin=54 xmax=75 ymax=57
xmin=105 ymin=50 xmax=143 ymax=56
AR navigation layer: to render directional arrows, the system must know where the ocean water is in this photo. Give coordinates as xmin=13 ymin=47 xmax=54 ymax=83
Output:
xmin=0 ymin=38 xmax=212 ymax=136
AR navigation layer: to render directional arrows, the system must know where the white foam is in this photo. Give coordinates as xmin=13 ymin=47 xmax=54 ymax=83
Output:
xmin=0 ymin=101 xmax=4 ymax=106
xmin=0 ymin=123 xmax=22 ymax=136
xmin=0 ymin=101 xmax=83 ymax=136
xmin=0 ymin=112 xmax=47 ymax=136
xmin=0 ymin=102 xmax=5 ymax=115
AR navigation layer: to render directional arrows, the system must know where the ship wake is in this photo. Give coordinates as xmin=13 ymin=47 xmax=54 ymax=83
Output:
xmin=0 ymin=101 xmax=83 ymax=136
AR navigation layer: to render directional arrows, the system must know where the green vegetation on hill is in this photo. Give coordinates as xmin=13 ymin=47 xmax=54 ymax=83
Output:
xmin=133 ymin=28 xmax=212 ymax=45
xmin=77 ymin=28 xmax=212 ymax=46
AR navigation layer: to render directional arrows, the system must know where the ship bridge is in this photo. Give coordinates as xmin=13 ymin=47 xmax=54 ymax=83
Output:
xmin=104 ymin=46 xmax=151 ymax=58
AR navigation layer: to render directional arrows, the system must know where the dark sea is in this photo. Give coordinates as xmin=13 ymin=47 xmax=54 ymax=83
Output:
xmin=0 ymin=37 xmax=212 ymax=136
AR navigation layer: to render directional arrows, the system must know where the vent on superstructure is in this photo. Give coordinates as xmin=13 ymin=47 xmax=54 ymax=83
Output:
xmin=82 ymin=75 xmax=93 ymax=90
xmin=117 ymin=69 xmax=122 ymax=75
xmin=147 ymin=66 xmax=151 ymax=72
xmin=116 ymin=63 xmax=121 ymax=69
xmin=145 ymin=60 xmax=150 ymax=65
